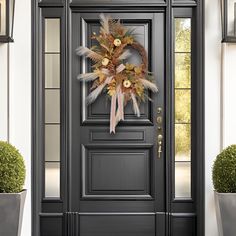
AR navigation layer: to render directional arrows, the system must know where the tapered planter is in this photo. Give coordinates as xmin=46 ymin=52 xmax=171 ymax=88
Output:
xmin=0 ymin=190 xmax=27 ymax=236
xmin=215 ymin=191 xmax=236 ymax=236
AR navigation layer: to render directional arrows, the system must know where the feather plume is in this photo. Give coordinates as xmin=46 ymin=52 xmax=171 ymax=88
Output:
xmin=131 ymin=93 xmax=140 ymax=117
xmin=76 ymin=46 xmax=103 ymax=62
xmin=86 ymin=76 xmax=113 ymax=105
xmin=99 ymin=13 xmax=110 ymax=34
xmin=77 ymin=72 xmax=99 ymax=82
xmin=140 ymin=79 xmax=158 ymax=93
xmin=118 ymin=50 xmax=131 ymax=61
xmin=86 ymin=84 xmax=105 ymax=105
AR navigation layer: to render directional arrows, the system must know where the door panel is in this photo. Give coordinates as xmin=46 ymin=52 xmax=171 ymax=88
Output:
xmin=80 ymin=214 xmax=155 ymax=236
xmin=70 ymin=10 xmax=165 ymax=235
xmin=82 ymin=146 xmax=152 ymax=197
xmin=80 ymin=17 xmax=152 ymax=124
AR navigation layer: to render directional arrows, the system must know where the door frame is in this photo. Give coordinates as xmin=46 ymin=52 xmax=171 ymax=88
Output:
xmin=32 ymin=0 xmax=204 ymax=235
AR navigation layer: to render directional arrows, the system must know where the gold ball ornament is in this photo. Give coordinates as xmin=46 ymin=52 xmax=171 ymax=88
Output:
xmin=113 ymin=39 xmax=122 ymax=47
xmin=102 ymin=58 xmax=110 ymax=66
xmin=123 ymin=80 xmax=132 ymax=88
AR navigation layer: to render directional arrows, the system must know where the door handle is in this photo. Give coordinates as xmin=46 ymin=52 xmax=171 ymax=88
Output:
xmin=157 ymin=134 xmax=163 ymax=158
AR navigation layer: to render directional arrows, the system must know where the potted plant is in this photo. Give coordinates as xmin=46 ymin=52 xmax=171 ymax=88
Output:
xmin=0 ymin=141 xmax=26 ymax=236
xmin=213 ymin=145 xmax=236 ymax=236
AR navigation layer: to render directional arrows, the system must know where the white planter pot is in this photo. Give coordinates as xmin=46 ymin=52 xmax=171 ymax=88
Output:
xmin=0 ymin=190 xmax=26 ymax=236
xmin=215 ymin=191 xmax=236 ymax=236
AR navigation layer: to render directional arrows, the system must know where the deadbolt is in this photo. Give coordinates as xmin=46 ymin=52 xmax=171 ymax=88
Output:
xmin=157 ymin=116 xmax=162 ymax=124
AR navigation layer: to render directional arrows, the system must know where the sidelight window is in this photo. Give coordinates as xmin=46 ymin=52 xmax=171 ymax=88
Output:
xmin=44 ymin=18 xmax=61 ymax=198
xmin=174 ymin=18 xmax=192 ymax=199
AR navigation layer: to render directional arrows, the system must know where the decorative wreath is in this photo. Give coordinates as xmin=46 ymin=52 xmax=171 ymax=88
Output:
xmin=77 ymin=14 xmax=158 ymax=133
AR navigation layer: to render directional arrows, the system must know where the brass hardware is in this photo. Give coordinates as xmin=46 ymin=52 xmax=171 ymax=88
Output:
xmin=157 ymin=134 xmax=163 ymax=158
xmin=157 ymin=107 xmax=162 ymax=114
xmin=157 ymin=107 xmax=163 ymax=158
xmin=157 ymin=116 xmax=162 ymax=124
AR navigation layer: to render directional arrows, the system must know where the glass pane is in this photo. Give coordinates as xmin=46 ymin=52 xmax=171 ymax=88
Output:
xmin=175 ymin=124 xmax=191 ymax=161
xmin=175 ymin=89 xmax=191 ymax=123
xmin=227 ymin=0 xmax=236 ymax=36
xmin=175 ymin=18 xmax=191 ymax=53
xmin=45 ymin=19 xmax=60 ymax=53
xmin=0 ymin=0 xmax=6 ymax=35
xmin=45 ymin=54 xmax=60 ymax=88
xmin=175 ymin=53 xmax=191 ymax=88
xmin=175 ymin=162 xmax=191 ymax=198
xmin=45 ymin=162 xmax=60 ymax=197
xmin=45 ymin=89 xmax=60 ymax=123
xmin=45 ymin=125 xmax=60 ymax=162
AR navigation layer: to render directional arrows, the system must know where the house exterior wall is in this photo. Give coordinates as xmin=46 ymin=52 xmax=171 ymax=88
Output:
xmin=0 ymin=0 xmax=235 ymax=235
xmin=0 ymin=0 xmax=31 ymax=235
xmin=205 ymin=0 xmax=221 ymax=235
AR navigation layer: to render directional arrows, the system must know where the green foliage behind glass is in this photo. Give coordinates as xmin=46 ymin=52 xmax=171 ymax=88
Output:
xmin=213 ymin=145 xmax=236 ymax=193
xmin=174 ymin=18 xmax=191 ymax=158
xmin=175 ymin=18 xmax=191 ymax=52
xmin=175 ymin=124 xmax=191 ymax=157
xmin=0 ymin=141 xmax=26 ymax=193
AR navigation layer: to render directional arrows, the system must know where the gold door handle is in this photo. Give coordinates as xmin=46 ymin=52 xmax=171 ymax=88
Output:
xmin=157 ymin=134 xmax=163 ymax=158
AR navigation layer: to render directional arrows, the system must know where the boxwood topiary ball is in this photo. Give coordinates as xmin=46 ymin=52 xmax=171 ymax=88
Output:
xmin=213 ymin=145 xmax=236 ymax=193
xmin=0 ymin=141 xmax=26 ymax=193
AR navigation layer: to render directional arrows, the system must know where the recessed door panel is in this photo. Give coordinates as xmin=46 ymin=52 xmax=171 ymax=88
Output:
xmin=80 ymin=214 xmax=156 ymax=236
xmin=79 ymin=18 xmax=152 ymax=124
xmin=82 ymin=147 xmax=152 ymax=198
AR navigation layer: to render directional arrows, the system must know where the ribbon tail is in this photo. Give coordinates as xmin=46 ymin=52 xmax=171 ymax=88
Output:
xmin=110 ymin=94 xmax=117 ymax=134
xmin=117 ymin=88 xmax=124 ymax=121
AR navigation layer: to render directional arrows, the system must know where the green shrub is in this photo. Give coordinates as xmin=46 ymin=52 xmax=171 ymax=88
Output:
xmin=213 ymin=145 xmax=236 ymax=193
xmin=0 ymin=141 xmax=26 ymax=193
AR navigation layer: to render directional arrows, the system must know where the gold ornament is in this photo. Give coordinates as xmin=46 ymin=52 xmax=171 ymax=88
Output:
xmin=102 ymin=58 xmax=110 ymax=66
xmin=125 ymin=63 xmax=135 ymax=71
xmin=123 ymin=80 xmax=132 ymax=88
xmin=113 ymin=38 xmax=122 ymax=47
xmin=134 ymin=66 xmax=142 ymax=75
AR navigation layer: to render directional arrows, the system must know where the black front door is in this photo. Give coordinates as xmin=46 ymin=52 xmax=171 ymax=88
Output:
xmin=33 ymin=1 xmax=204 ymax=235
xmin=69 ymin=11 xmax=165 ymax=236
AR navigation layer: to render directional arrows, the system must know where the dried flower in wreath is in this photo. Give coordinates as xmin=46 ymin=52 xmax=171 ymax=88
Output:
xmin=76 ymin=14 xmax=158 ymax=133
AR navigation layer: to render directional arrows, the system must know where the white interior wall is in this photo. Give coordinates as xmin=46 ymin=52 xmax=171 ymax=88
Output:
xmin=0 ymin=0 xmax=235 ymax=235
